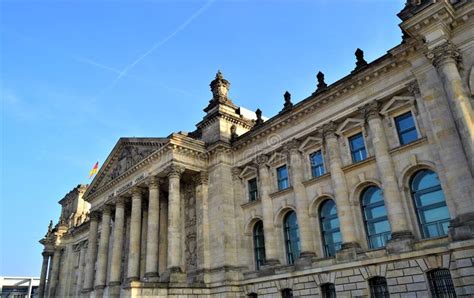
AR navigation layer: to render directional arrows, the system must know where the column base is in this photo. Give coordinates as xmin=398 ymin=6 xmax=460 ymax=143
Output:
xmin=336 ymin=242 xmax=362 ymax=262
xmin=160 ymin=267 xmax=186 ymax=283
xmin=449 ymin=213 xmax=474 ymax=241
xmin=94 ymin=285 xmax=106 ymax=297
xmin=144 ymin=272 xmax=160 ymax=282
xmin=107 ymin=282 xmax=121 ymax=298
xmin=126 ymin=276 xmax=140 ymax=283
xmin=295 ymin=251 xmax=316 ymax=268
xmin=386 ymin=231 xmax=415 ymax=254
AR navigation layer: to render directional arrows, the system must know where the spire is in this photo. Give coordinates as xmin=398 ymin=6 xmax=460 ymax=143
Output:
xmin=204 ymin=70 xmax=236 ymax=112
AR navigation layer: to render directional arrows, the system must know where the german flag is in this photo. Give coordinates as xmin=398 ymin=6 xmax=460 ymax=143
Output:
xmin=89 ymin=162 xmax=99 ymax=179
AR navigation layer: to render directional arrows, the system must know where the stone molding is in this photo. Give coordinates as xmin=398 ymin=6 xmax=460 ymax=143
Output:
xmin=425 ymin=42 xmax=462 ymax=69
xmin=360 ymin=101 xmax=381 ymax=121
xmin=166 ymin=164 xmax=185 ymax=179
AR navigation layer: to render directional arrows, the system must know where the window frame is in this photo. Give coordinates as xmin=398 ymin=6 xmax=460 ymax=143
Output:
xmin=320 ymin=283 xmax=336 ymax=298
xmin=393 ymin=109 xmax=420 ymax=146
xmin=253 ymin=221 xmax=266 ymax=270
xmin=309 ymin=149 xmax=326 ymax=178
xmin=281 ymin=288 xmax=293 ymax=298
xmin=283 ymin=210 xmax=301 ymax=265
xmin=276 ymin=165 xmax=290 ymax=191
xmin=360 ymin=186 xmax=392 ymax=249
xmin=410 ymin=170 xmax=450 ymax=239
xmin=319 ymin=199 xmax=342 ymax=257
xmin=247 ymin=177 xmax=259 ymax=202
xmin=348 ymin=132 xmax=368 ymax=163
xmin=427 ymin=269 xmax=457 ymax=298
xmin=368 ymin=276 xmax=390 ymax=298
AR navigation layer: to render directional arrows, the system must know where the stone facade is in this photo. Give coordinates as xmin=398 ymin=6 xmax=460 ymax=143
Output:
xmin=39 ymin=1 xmax=474 ymax=297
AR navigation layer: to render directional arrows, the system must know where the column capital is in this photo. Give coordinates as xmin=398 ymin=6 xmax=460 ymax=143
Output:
xmin=407 ymin=80 xmax=421 ymax=97
xmin=360 ymin=101 xmax=381 ymax=121
xmin=42 ymin=251 xmax=52 ymax=257
xmin=166 ymin=164 xmax=185 ymax=179
xmin=231 ymin=168 xmax=242 ymax=180
xmin=101 ymin=205 xmax=113 ymax=216
xmin=114 ymin=196 xmax=127 ymax=208
xmin=89 ymin=210 xmax=101 ymax=221
xmin=255 ymin=154 xmax=269 ymax=168
xmin=147 ymin=176 xmax=161 ymax=189
xmin=425 ymin=42 xmax=461 ymax=69
xmin=322 ymin=121 xmax=338 ymax=139
xmin=283 ymin=139 xmax=300 ymax=154
xmin=131 ymin=186 xmax=143 ymax=197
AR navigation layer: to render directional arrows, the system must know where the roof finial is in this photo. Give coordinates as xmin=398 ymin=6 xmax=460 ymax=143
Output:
xmin=354 ymin=48 xmax=368 ymax=71
xmin=317 ymin=71 xmax=327 ymax=90
xmin=204 ymin=70 xmax=236 ymax=112
xmin=255 ymin=108 xmax=264 ymax=126
xmin=281 ymin=91 xmax=293 ymax=112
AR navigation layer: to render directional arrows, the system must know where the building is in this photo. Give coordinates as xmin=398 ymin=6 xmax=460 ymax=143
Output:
xmin=38 ymin=0 xmax=474 ymax=297
xmin=0 ymin=276 xmax=40 ymax=298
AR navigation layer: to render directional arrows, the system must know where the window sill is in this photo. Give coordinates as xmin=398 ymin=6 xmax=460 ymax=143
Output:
xmin=302 ymin=172 xmax=331 ymax=186
xmin=389 ymin=137 xmax=427 ymax=154
xmin=241 ymin=199 xmax=261 ymax=209
xmin=269 ymin=186 xmax=294 ymax=199
xmin=341 ymin=156 xmax=376 ymax=172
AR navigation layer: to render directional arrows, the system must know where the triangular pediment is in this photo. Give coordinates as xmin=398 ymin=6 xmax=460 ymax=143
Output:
xmin=299 ymin=136 xmax=323 ymax=152
xmin=240 ymin=166 xmax=258 ymax=179
xmin=380 ymin=96 xmax=414 ymax=115
xmin=267 ymin=152 xmax=287 ymax=166
xmin=336 ymin=118 xmax=364 ymax=135
xmin=85 ymin=137 xmax=168 ymax=197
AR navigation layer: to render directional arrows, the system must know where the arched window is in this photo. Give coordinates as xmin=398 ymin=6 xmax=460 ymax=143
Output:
xmin=369 ymin=276 xmax=389 ymax=298
xmin=283 ymin=211 xmax=300 ymax=264
xmin=253 ymin=221 xmax=266 ymax=270
xmin=319 ymin=200 xmax=342 ymax=257
xmin=281 ymin=288 xmax=293 ymax=298
xmin=320 ymin=283 xmax=336 ymax=298
xmin=411 ymin=170 xmax=450 ymax=238
xmin=361 ymin=186 xmax=391 ymax=249
xmin=427 ymin=269 xmax=456 ymax=297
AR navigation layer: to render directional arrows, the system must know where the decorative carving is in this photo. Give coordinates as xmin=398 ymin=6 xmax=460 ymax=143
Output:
xmin=425 ymin=42 xmax=461 ymax=69
xmin=315 ymin=71 xmax=328 ymax=93
xmin=354 ymin=48 xmax=368 ymax=71
xmin=166 ymin=165 xmax=185 ymax=179
xmin=184 ymin=185 xmax=197 ymax=269
xmin=109 ymin=146 xmax=154 ymax=181
xmin=360 ymin=101 xmax=381 ymax=121
xmin=230 ymin=125 xmax=238 ymax=141
xmin=407 ymin=80 xmax=421 ymax=96
xmin=255 ymin=109 xmax=264 ymax=126
xmin=283 ymin=139 xmax=300 ymax=153
xmin=89 ymin=211 xmax=101 ymax=221
xmin=281 ymin=91 xmax=293 ymax=112
xmin=231 ymin=167 xmax=242 ymax=179
xmin=204 ymin=70 xmax=236 ymax=112
xmin=255 ymin=154 xmax=269 ymax=167
xmin=147 ymin=176 xmax=161 ymax=189
xmin=322 ymin=121 xmax=338 ymax=138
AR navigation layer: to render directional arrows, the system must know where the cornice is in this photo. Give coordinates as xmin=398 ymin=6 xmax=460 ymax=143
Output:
xmin=231 ymin=46 xmax=412 ymax=151
xmin=196 ymin=109 xmax=254 ymax=130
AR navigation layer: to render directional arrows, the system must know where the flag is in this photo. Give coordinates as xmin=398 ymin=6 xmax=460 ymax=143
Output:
xmin=89 ymin=162 xmax=99 ymax=178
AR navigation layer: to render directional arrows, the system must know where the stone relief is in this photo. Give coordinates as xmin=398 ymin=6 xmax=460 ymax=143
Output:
xmin=184 ymin=185 xmax=197 ymax=269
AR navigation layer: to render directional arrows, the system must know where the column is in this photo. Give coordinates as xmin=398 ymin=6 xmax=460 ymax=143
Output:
xmin=426 ymin=42 xmax=474 ymax=171
xmin=158 ymin=198 xmax=168 ymax=275
xmin=195 ymin=171 xmax=210 ymax=272
xmin=127 ymin=187 xmax=142 ymax=281
xmin=38 ymin=252 xmax=50 ymax=297
xmin=323 ymin=123 xmax=360 ymax=250
xmin=109 ymin=198 xmax=125 ymax=292
xmin=48 ymin=248 xmax=61 ymax=297
xmin=145 ymin=177 xmax=160 ymax=280
xmin=363 ymin=102 xmax=414 ymax=252
xmin=95 ymin=206 xmax=112 ymax=292
xmin=285 ymin=140 xmax=316 ymax=260
xmin=256 ymin=155 xmax=280 ymax=266
xmin=167 ymin=165 xmax=184 ymax=272
xmin=83 ymin=211 xmax=100 ymax=292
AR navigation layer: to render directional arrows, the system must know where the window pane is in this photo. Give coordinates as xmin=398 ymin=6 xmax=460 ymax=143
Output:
xmin=284 ymin=211 xmax=300 ymax=264
xmin=421 ymin=206 xmax=450 ymax=224
xmin=412 ymin=170 xmax=440 ymax=191
xmin=320 ymin=200 xmax=342 ymax=257
xmin=362 ymin=186 xmax=391 ymax=249
xmin=416 ymin=190 xmax=445 ymax=207
xmin=277 ymin=166 xmax=289 ymax=190
xmin=400 ymin=129 xmax=418 ymax=145
xmin=349 ymin=133 xmax=365 ymax=150
xmin=248 ymin=178 xmax=258 ymax=201
xmin=368 ymin=220 xmax=391 ymax=235
xmin=364 ymin=205 xmax=388 ymax=220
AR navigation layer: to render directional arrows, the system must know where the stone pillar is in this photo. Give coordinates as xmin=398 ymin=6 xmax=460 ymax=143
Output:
xmin=285 ymin=140 xmax=316 ymax=263
xmin=127 ymin=187 xmax=143 ymax=282
xmin=158 ymin=198 xmax=168 ymax=276
xmin=323 ymin=123 xmax=360 ymax=259
xmin=83 ymin=211 xmax=100 ymax=293
xmin=145 ymin=177 xmax=160 ymax=280
xmin=256 ymin=155 xmax=280 ymax=266
xmin=195 ymin=171 xmax=210 ymax=279
xmin=426 ymin=42 xmax=474 ymax=171
xmin=166 ymin=165 xmax=184 ymax=274
xmin=48 ymin=248 xmax=61 ymax=297
xmin=363 ymin=102 xmax=414 ymax=252
xmin=109 ymin=198 xmax=125 ymax=295
xmin=38 ymin=252 xmax=50 ymax=298
xmin=95 ymin=206 xmax=112 ymax=293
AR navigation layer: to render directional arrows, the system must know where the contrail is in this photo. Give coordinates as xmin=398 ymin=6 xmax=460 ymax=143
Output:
xmin=88 ymin=0 xmax=215 ymax=104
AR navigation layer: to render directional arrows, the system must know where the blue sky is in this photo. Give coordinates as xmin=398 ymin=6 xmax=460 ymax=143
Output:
xmin=1 ymin=0 xmax=405 ymax=276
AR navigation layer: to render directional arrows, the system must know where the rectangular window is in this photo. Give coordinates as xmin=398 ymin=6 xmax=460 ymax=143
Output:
xmin=277 ymin=165 xmax=289 ymax=190
xmin=395 ymin=111 xmax=418 ymax=145
xmin=349 ymin=132 xmax=367 ymax=162
xmin=248 ymin=178 xmax=258 ymax=201
xmin=310 ymin=150 xmax=325 ymax=178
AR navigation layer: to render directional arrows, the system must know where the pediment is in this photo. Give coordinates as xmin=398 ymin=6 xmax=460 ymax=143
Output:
xmin=240 ymin=166 xmax=258 ymax=179
xmin=380 ymin=96 xmax=414 ymax=116
xmin=336 ymin=118 xmax=364 ymax=135
xmin=299 ymin=136 xmax=323 ymax=152
xmin=267 ymin=152 xmax=287 ymax=166
xmin=86 ymin=137 xmax=168 ymax=197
